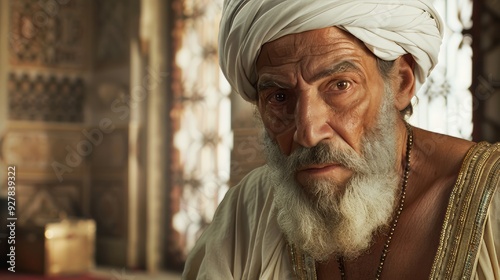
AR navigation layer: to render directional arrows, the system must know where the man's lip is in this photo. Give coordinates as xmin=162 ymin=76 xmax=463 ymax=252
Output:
xmin=297 ymin=163 xmax=342 ymax=173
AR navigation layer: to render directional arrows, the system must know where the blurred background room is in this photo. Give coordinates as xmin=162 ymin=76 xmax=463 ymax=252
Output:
xmin=0 ymin=0 xmax=498 ymax=279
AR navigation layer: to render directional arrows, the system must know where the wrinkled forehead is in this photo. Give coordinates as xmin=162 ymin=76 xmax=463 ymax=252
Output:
xmin=256 ymin=27 xmax=372 ymax=69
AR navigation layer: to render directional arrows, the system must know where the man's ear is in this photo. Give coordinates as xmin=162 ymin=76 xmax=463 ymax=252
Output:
xmin=393 ymin=54 xmax=416 ymax=111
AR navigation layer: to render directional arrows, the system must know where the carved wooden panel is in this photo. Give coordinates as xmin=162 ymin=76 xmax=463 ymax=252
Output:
xmin=1 ymin=122 xmax=87 ymax=180
xmin=17 ymin=182 xmax=83 ymax=225
xmin=3 ymin=0 xmax=130 ymax=270
xmin=9 ymin=0 xmax=87 ymax=68
xmin=8 ymin=73 xmax=85 ymax=122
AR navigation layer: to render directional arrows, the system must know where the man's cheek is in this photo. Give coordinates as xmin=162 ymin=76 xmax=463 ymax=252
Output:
xmin=274 ymin=126 xmax=296 ymax=156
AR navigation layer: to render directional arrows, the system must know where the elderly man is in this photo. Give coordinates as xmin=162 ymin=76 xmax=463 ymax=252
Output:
xmin=183 ymin=0 xmax=500 ymax=279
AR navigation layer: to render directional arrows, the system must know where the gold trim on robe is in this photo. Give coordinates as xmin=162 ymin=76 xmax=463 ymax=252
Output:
xmin=430 ymin=142 xmax=499 ymax=279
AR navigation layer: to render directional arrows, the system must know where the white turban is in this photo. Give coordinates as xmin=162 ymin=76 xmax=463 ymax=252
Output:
xmin=219 ymin=0 xmax=444 ymax=102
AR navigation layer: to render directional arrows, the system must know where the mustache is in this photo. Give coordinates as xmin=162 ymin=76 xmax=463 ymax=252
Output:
xmin=277 ymin=142 xmax=369 ymax=174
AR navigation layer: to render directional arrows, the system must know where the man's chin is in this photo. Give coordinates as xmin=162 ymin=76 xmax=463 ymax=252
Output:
xmin=274 ymin=170 xmax=399 ymax=261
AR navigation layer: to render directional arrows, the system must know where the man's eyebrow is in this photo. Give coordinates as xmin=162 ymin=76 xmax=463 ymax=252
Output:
xmin=256 ymin=61 xmax=361 ymax=92
xmin=310 ymin=61 xmax=361 ymax=83
xmin=257 ymin=78 xmax=289 ymax=92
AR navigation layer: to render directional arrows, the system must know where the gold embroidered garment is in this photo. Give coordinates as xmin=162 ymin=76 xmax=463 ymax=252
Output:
xmin=430 ymin=142 xmax=500 ymax=279
xmin=182 ymin=142 xmax=500 ymax=279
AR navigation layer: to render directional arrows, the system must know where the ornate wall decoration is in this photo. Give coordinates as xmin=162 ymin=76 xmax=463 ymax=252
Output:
xmin=170 ymin=0 xmax=232 ymax=263
xmin=17 ymin=183 xmax=82 ymax=225
xmin=9 ymin=0 xmax=85 ymax=67
xmin=8 ymin=72 xmax=85 ymax=122
xmin=94 ymin=0 xmax=129 ymax=66
xmin=0 ymin=124 xmax=88 ymax=179
xmin=409 ymin=0 xmax=474 ymax=140
xmin=2 ymin=130 xmax=52 ymax=168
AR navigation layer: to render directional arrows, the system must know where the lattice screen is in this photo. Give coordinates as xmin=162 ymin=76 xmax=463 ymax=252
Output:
xmin=409 ymin=0 xmax=473 ymax=139
xmin=171 ymin=0 xmax=232 ymax=259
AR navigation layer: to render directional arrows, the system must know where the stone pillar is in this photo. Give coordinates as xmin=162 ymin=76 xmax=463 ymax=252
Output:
xmin=143 ymin=0 xmax=170 ymax=273
xmin=127 ymin=0 xmax=147 ymax=270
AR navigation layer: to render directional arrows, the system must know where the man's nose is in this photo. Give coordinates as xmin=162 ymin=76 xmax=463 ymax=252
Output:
xmin=293 ymin=92 xmax=335 ymax=148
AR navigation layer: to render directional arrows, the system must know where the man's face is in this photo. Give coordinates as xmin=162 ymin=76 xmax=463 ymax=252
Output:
xmin=256 ymin=26 xmax=387 ymax=190
xmin=256 ymin=26 xmax=401 ymax=260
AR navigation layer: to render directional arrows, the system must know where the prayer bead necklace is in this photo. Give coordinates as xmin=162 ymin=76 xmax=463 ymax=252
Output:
xmin=337 ymin=123 xmax=413 ymax=280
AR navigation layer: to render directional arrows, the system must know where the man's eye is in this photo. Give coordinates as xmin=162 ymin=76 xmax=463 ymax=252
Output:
xmin=335 ymin=81 xmax=350 ymax=91
xmin=271 ymin=92 xmax=287 ymax=103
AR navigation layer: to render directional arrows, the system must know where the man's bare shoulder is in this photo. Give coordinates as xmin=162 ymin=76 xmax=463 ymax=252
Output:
xmin=412 ymin=127 xmax=475 ymax=177
xmin=406 ymin=127 xmax=475 ymax=207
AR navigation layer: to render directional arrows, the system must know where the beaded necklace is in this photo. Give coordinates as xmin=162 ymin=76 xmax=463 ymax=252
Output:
xmin=337 ymin=123 xmax=413 ymax=280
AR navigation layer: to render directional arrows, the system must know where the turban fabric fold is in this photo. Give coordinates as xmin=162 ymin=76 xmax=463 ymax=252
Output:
xmin=219 ymin=0 xmax=444 ymax=102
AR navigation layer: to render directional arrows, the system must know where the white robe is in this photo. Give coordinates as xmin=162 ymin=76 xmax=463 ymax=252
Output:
xmin=182 ymin=166 xmax=292 ymax=279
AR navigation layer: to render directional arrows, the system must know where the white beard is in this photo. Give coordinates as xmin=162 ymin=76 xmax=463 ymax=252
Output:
xmin=264 ymin=87 xmax=401 ymax=261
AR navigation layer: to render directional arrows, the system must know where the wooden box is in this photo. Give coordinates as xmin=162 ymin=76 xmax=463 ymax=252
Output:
xmin=17 ymin=219 xmax=96 ymax=276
